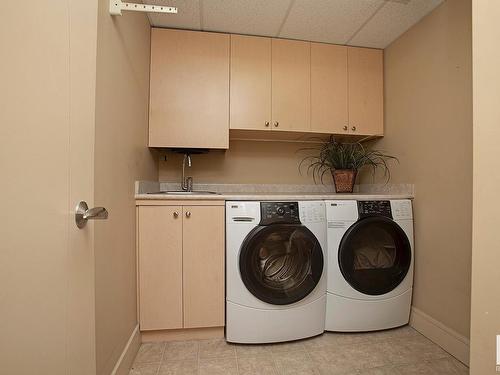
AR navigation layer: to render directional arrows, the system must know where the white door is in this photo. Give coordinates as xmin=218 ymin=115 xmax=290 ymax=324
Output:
xmin=0 ymin=1 xmax=99 ymax=374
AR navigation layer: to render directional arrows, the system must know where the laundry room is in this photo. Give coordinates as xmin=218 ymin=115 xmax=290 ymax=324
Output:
xmin=1 ymin=0 xmax=498 ymax=374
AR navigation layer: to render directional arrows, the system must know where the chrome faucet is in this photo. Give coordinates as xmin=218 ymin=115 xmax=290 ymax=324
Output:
xmin=181 ymin=153 xmax=193 ymax=191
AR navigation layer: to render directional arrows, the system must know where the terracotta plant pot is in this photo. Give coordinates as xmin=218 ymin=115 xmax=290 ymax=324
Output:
xmin=332 ymin=169 xmax=358 ymax=193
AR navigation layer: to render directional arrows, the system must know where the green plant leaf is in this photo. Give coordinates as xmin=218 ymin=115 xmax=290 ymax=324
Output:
xmin=298 ymin=137 xmax=398 ymax=184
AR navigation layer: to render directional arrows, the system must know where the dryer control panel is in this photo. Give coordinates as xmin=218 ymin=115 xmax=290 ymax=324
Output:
xmin=391 ymin=200 xmax=413 ymax=220
xmin=260 ymin=202 xmax=300 ymax=225
xmin=358 ymin=201 xmax=392 ymax=218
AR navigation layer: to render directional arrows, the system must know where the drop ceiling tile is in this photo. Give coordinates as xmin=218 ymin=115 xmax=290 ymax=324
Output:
xmin=146 ymin=0 xmax=201 ymax=30
xmin=279 ymin=0 xmax=385 ymax=45
xmin=349 ymin=0 xmax=445 ymax=48
xmin=202 ymin=0 xmax=293 ymax=36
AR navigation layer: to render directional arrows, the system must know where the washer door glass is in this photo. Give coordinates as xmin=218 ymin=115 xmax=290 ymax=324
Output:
xmin=239 ymin=224 xmax=324 ymax=305
xmin=339 ymin=216 xmax=411 ymax=296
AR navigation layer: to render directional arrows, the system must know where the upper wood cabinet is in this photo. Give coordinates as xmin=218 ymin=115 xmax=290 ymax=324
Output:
xmin=348 ymin=47 xmax=384 ymax=136
xmin=149 ymin=29 xmax=384 ymax=142
xmin=311 ymin=43 xmax=349 ymax=134
xmin=230 ymin=35 xmax=272 ymax=131
xmin=271 ymin=39 xmax=311 ymax=131
xmin=149 ymin=29 xmax=230 ymax=149
xmin=230 ymin=36 xmax=311 ymax=132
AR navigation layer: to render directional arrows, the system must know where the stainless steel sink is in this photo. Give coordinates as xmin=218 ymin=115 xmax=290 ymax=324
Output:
xmin=147 ymin=191 xmax=220 ymax=195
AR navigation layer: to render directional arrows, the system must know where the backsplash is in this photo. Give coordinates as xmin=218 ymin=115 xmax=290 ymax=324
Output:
xmin=158 ymin=182 xmax=338 ymax=193
xmin=158 ymin=140 xmax=326 ymax=185
xmin=156 ymin=140 xmax=414 ymax=196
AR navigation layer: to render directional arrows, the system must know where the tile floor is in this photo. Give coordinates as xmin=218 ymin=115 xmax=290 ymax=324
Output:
xmin=130 ymin=326 xmax=468 ymax=375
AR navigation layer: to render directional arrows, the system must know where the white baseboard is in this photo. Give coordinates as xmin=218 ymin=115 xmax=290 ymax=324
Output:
xmin=410 ymin=306 xmax=470 ymax=366
xmin=110 ymin=324 xmax=141 ymax=375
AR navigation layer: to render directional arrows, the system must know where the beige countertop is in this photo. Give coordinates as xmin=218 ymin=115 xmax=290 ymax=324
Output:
xmin=135 ymin=181 xmax=414 ymax=202
xmin=136 ymin=192 xmax=413 ymax=201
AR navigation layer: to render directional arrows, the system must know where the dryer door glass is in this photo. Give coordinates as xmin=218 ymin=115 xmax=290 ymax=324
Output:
xmin=338 ymin=216 xmax=411 ymax=295
xmin=239 ymin=224 xmax=324 ymax=305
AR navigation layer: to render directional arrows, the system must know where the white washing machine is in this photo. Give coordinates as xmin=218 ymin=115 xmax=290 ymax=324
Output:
xmin=325 ymin=199 xmax=414 ymax=332
xmin=226 ymin=201 xmax=327 ymax=343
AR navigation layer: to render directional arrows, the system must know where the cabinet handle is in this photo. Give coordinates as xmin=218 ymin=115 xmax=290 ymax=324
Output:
xmin=173 ymin=211 xmax=179 ymax=218
xmin=351 ymin=126 xmax=357 ymax=131
xmin=265 ymin=121 xmax=270 ymax=127
xmin=185 ymin=211 xmax=191 ymax=218
xmin=274 ymin=121 xmax=279 ymax=128
xmin=343 ymin=125 xmax=348 ymax=131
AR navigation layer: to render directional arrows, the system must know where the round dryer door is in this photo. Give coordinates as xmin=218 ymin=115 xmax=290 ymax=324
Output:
xmin=338 ymin=216 xmax=411 ymax=296
xmin=239 ymin=224 xmax=324 ymax=305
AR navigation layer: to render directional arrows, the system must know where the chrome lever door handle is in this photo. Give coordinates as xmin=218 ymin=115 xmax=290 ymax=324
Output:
xmin=75 ymin=201 xmax=108 ymax=229
xmin=84 ymin=207 xmax=108 ymax=220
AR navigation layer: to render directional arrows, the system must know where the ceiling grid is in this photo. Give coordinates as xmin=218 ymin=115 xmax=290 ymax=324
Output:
xmin=345 ymin=1 xmax=388 ymax=45
xmin=144 ymin=0 xmax=445 ymax=48
xmin=276 ymin=0 xmax=297 ymax=38
xmin=199 ymin=0 xmax=204 ymax=30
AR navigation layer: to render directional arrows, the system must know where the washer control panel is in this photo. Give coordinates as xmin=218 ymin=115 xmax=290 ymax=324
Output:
xmin=358 ymin=200 xmax=392 ymax=218
xmin=260 ymin=202 xmax=300 ymax=225
xmin=299 ymin=201 xmax=326 ymax=223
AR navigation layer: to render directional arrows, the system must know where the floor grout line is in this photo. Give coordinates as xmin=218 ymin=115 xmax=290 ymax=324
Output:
xmin=196 ymin=340 xmax=200 ymax=375
xmin=234 ymin=345 xmax=240 ymax=375
xmin=156 ymin=342 xmax=167 ymax=375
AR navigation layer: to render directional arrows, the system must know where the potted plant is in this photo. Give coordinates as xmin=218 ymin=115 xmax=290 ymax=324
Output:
xmin=299 ymin=136 xmax=398 ymax=193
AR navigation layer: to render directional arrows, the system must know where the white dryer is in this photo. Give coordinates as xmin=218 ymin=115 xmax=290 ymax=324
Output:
xmin=226 ymin=201 xmax=327 ymax=343
xmin=325 ymin=200 xmax=414 ymax=332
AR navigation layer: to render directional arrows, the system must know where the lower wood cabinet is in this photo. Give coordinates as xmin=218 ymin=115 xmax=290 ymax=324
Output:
xmin=137 ymin=203 xmax=225 ymax=331
xmin=182 ymin=205 xmax=225 ymax=328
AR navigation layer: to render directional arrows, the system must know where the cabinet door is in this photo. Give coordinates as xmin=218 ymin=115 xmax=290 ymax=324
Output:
xmin=182 ymin=205 xmax=225 ymax=328
xmin=311 ymin=43 xmax=348 ymax=134
xmin=272 ymin=39 xmax=311 ymax=131
xmin=149 ymin=28 xmax=230 ymax=149
xmin=348 ymin=47 xmax=384 ymax=136
xmin=138 ymin=206 xmax=183 ymax=330
xmin=230 ymin=35 xmax=272 ymax=130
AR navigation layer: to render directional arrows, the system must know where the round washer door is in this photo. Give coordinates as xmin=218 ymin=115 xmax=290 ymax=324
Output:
xmin=239 ymin=224 xmax=324 ymax=305
xmin=338 ymin=216 xmax=411 ymax=296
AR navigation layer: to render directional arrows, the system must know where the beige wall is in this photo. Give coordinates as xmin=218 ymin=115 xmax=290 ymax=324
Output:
xmin=159 ymin=140 xmax=323 ymax=184
xmin=93 ymin=1 xmax=158 ymax=374
xmin=362 ymin=0 xmax=473 ymax=339
xmin=470 ymin=1 xmax=500 ymax=373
